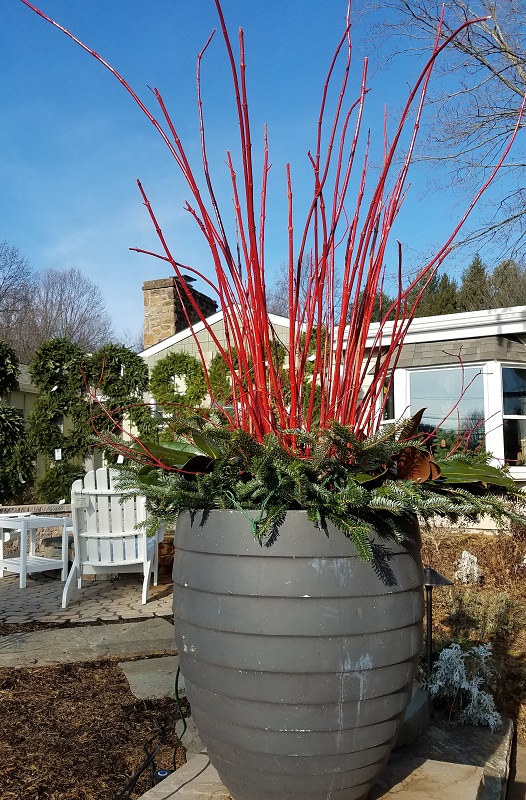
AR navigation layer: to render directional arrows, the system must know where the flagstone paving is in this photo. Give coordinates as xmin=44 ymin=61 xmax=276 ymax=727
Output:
xmin=0 ymin=571 xmax=173 ymax=625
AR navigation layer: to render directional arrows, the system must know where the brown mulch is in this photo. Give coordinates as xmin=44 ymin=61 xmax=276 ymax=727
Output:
xmin=0 ymin=659 xmax=190 ymax=800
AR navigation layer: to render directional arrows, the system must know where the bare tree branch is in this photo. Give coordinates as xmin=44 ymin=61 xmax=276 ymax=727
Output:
xmin=361 ymin=0 xmax=526 ymax=255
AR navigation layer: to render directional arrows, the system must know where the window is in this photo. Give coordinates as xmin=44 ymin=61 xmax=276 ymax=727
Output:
xmin=382 ymin=378 xmax=395 ymax=423
xmin=409 ymin=366 xmax=485 ymax=450
xmin=502 ymin=367 xmax=526 ymax=465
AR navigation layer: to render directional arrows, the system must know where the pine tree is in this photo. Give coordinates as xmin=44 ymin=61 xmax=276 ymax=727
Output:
xmin=411 ymin=273 xmax=459 ymax=317
xmin=489 ymin=260 xmax=526 ymax=308
xmin=458 ymin=255 xmax=491 ymax=312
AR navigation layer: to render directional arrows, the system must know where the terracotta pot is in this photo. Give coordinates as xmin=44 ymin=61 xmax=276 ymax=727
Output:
xmin=173 ymin=510 xmax=423 ymax=800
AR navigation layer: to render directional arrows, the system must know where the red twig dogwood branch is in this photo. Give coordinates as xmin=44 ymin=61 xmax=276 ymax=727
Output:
xmin=20 ymin=0 xmax=525 ymax=452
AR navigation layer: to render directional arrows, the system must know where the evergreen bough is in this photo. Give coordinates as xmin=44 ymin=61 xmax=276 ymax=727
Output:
xmin=116 ymin=419 xmax=525 ymax=572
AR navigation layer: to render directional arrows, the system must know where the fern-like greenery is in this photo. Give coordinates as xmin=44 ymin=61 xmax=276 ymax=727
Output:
xmin=115 ymin=420 xmax=525 ymax=561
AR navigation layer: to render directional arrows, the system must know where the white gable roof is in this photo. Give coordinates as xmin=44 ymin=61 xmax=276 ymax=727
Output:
xmin=140 ymin=305 xmax=526 ymax=358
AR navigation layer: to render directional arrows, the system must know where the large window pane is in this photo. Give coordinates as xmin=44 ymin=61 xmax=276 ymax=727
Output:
xmin=503 ymin=418 xmax=526 ymax=465
xmin=410 ymin=367 xmax=484 ymax=449
xmin=503 ymin=367 xmax=526 ymax=416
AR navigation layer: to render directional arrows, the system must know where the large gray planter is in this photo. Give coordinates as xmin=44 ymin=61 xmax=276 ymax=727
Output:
xmin=173 ymin=509 xmax=423 ymax=800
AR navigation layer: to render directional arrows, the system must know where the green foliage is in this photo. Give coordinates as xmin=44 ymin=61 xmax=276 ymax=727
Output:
xmin=411 ymin=273 xmax=459 ymax=317
xmin=208 ymin=349 xmax=236 ymax=404
xmin=90 ymin=343 xmax=154 ymax=443
xmin=408 ymin=257 xmax=526 ymax=317
xmin=457 ymin=255 xmax=491 ymax=312
xmin=28 ymin=395 xmax=66 ymax=454
xmin=0 ymin=342 xmax=19 ymax=397
xmin=28 ymin=338 xmax=91 ymax=500
xmin=35 ymin=461 xmax=85 ymax=504
xmin=490 ymin=259 xmax=526 ymax=308
xmin=116 ymin=420 xmax=523 ymax=565
xmin=0 ymin=404 xmax=26 ymax=449
xmin=0 ymin=405 xmax=34 ymax=503
xmin=0 ymin=340 xmax=34 ymax=502
xmin=90 ymin=344 xmax=149 ymax=404
xmin=27 ymin=379 xmax=91 ymax=461
xmin=150 ymin=351 xmax=207 ymax=407
xmin=355 ymin=290 xmax=396 ymax=322
xmin=29 ymin=338 xmax=86 ymax=398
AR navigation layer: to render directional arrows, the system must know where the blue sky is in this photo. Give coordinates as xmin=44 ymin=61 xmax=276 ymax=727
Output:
xmin=1 ymin=1 xmax=516 ymax=342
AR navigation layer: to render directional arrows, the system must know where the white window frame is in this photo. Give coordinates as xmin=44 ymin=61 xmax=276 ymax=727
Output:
xmin=498 ymin=363 xmax=526 ymax=479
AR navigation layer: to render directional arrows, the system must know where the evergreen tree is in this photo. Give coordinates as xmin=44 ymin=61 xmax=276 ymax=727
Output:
xmin=411 ymin=273 xmax=459 ymax=317
xmin=489 ymin=260 xmax=526 ymax=308
xmin=356 ymin=290 xmax=396 ymax=322
xmin=458 ymin=255 xmax=491 ymax=312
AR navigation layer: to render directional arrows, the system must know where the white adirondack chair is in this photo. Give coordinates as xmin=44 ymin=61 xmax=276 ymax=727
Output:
xmin=62 ymin=468 xmax=163 ymax=609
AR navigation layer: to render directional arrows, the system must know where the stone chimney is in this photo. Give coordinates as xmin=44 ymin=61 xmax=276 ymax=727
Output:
xmin=143 ymin=276 xmax=218 ymax=349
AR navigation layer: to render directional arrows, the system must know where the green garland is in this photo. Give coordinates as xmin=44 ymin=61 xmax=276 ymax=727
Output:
xmin=150 ymin=351 xmax=207 ymax=407
xmin=28 ymin=339 xmax=92 ymax=501
xmin=90 ymin=344 xmax=149 ymax=405
xmin=35 ymin=461 xmax=85 ymax=504
xmin=0 ymin=341 xmax=20 ymax=396
xmin=208 ymin=350 xmax=235 ymax=404
xmin=0 ymin=341 xmax=34 ymax=502
xmin=0 ymin=404 xmax=34 ymax=503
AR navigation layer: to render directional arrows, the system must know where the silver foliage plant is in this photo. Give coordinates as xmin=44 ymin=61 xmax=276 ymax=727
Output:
xmin=453 ymin=550 xmax=481 ymax=584
xmin=427 ymin=642 xmax=502 ymax=732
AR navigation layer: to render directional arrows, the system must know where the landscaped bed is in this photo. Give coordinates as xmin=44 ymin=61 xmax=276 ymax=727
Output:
xmin=421 ymin=527 xmax=526 ymax=740
xmin=0 ymin=659 xmax=189 ymax=800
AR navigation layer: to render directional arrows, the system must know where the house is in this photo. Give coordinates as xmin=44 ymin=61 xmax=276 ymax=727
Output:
xmin=140 ymin=277 xmax=526 ymax=489
xmin=6 ymin=364 xmax=39 ymax=419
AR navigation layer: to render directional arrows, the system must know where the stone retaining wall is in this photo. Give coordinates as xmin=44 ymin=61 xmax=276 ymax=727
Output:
xmin=0 ymin=504 xmax=72 ymax=554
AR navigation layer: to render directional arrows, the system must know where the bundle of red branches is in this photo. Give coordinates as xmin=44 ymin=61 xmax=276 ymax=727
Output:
xmin=22 ymin=0 xmax=525 ymax=456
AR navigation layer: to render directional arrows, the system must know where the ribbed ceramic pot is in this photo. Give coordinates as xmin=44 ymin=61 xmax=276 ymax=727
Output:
xmin=173 ymin=509 xmax=423 ymax=800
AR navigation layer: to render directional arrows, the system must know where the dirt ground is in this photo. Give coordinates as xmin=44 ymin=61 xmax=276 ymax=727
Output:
xmin=1 ymin=527 xmax=525 ymax=799
xmin=0 ymin=659 xmax=190 ymax=800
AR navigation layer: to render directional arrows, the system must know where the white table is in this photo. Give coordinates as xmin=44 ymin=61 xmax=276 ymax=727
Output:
xmin=0 ymin=514 xmax=70 ymax=588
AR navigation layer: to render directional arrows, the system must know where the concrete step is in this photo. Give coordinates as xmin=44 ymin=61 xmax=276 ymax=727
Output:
xmin=137 ymin=752 xmax=485 ymax=800
xmin=0 ymin=618 xmax=176 ymax=668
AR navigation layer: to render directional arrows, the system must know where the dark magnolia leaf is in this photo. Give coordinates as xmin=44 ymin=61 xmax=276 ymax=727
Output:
xmin=180 ymin=454 xmax=215 ymax=474
xmin=131 ymin=439 xmax=207 ymax=468
xmin=131 ymin=442 xmax=191 ymax=467
xmin=192 ymin=431 xmax=222 ymax=459
xmin=395 ymin=446 xmax=436 ymax=483
xmin=398 ymin=409 xmax=426 ymax=442
xmin=435 ymin=460 xmax=514 ymax=487
xmin=156 ymin=439 xmax=204 ymax=455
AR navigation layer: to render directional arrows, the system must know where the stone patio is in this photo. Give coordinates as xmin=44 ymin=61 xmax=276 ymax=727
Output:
xmin=0 ymin=571 xmax=173 ymax=625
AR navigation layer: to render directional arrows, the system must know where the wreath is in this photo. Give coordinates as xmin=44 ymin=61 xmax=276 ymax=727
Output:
xmin=150 ymin=351 xmax=207 ymax=407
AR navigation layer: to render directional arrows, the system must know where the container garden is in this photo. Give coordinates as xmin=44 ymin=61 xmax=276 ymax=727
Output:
xmin=21 ymin=3 xmax=526 ymax=800
xmin=173 ymin=509 xmax=423 ymax=800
